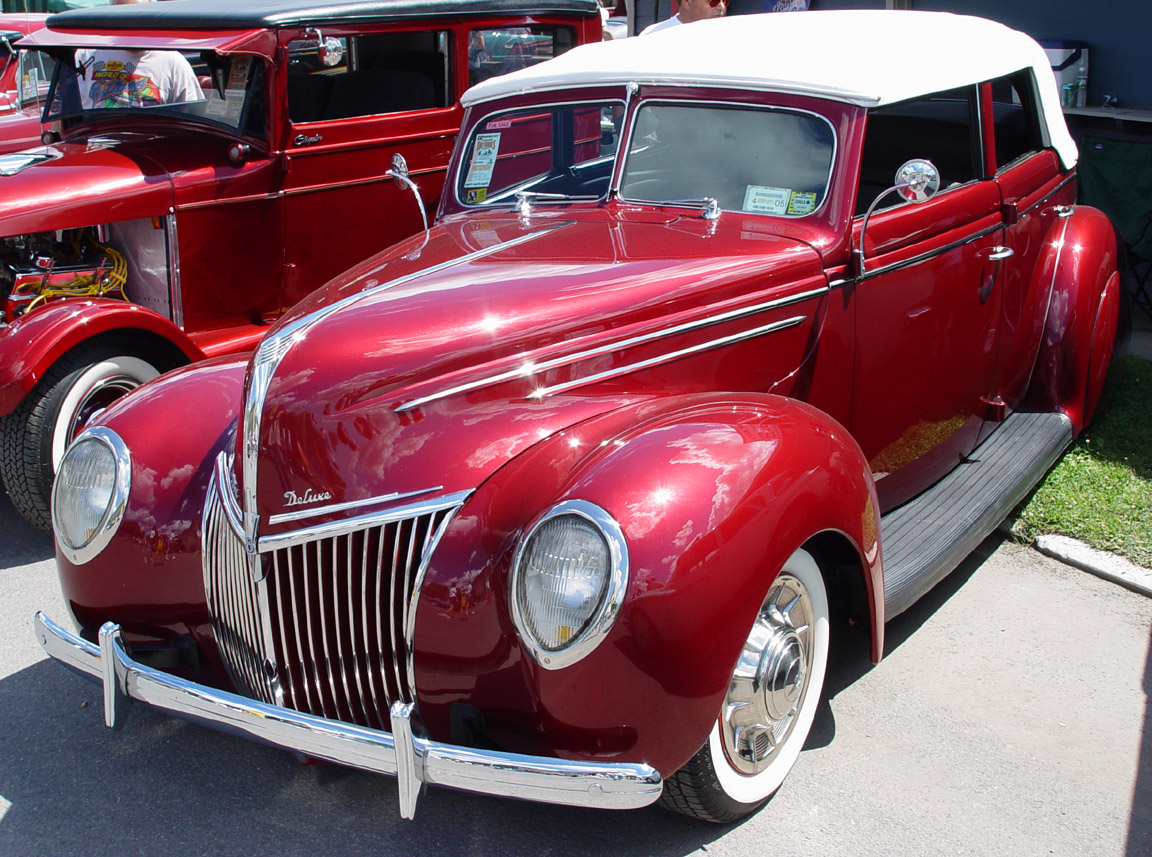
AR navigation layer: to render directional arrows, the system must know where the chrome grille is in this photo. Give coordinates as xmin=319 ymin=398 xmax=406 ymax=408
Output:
xmin=203 ymin=477 xmax=461 ymax=729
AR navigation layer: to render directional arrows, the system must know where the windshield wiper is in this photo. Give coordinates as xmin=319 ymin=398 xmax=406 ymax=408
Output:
xmin=514 ymin=190 xmax=599 ymax=216
xmin=656 ymin=197 xmax=721 ymax=220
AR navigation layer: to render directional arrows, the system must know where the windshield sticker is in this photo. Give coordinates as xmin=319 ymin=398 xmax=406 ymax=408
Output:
xmin=743 ymin=186 xmax=791 ymax=215
xmin=465 ymin=188 xmax=488 ymax=204
xmin=743 ymin=186 xmax=818 ymax=216
xmin=787 ymin=191 xmax=817 ymax=216
xmin=486 ymin=117 xmax=512 ymax=130
xmin=464 ymin=132 xmax=501 ymax=189
xmin=227 ymin=57 xmax=252 ymax=91
xmin=204 ymin=57 xmax=250 ymax=121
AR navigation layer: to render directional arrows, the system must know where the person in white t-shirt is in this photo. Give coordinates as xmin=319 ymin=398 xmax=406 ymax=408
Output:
xmin=77 ymin=0 xmax=203 ymax=108
xmin=79 ymin=49 xmax=203 ymax=108
xmin=641 ymin=0 xmax=727 ymax=35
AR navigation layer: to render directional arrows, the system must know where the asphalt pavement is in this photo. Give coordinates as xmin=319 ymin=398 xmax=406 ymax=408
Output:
xmin=1 ymin=488 xmax=1149 ymax=857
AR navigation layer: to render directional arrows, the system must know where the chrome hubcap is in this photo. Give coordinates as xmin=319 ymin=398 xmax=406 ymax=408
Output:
xmin=69 ymin=375 xmax=140 ymax=441
xmin=720 ymin=573 xmax=815 ymax=775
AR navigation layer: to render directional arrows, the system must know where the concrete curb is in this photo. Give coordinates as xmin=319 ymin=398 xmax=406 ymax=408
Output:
xmin=1034 ymin=534 xmax=1152 ymax=598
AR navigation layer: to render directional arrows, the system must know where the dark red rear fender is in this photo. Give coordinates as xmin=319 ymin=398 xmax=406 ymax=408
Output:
xmin=413 ymin=393 xmax=881 ymax=776
xmin=1024 ymin=206 xmax=1120 ymax=432
xmin=54 ymin=357 xmax=245 ymax=678
xmin=0 ymin=299 xmax=205 ymax=415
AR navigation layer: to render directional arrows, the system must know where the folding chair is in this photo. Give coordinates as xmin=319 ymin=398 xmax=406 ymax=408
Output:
xmin=1076 ymin=135 xmax=1152 ymax=319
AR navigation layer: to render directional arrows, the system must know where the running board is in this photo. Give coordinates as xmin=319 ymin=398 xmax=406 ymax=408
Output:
xmin=881 ymin=411 xmax=1074 ymax=618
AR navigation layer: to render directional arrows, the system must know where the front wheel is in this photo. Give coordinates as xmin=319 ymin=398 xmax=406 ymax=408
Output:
xmin=660 ymin=547 xmax=829 ymax=823
xmin=0 ymin=345 xmax=159 ymax=530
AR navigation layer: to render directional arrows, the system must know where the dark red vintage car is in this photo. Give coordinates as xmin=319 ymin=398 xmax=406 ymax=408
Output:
xmin=37 ymin=11 xmax=1121 ymax=822
xmin=0 ymin=0 xmax=601 ymax=529
xmin=0 ymin=14 xmax=52 ymax=155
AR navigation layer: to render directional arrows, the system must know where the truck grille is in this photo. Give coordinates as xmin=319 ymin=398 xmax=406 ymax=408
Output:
xmin=202 ymin=480 xmax=460 ymax=730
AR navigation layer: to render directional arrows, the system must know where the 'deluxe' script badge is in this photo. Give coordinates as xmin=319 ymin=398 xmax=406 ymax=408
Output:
xmin=283 ymin=488 xmax=333 ymax=508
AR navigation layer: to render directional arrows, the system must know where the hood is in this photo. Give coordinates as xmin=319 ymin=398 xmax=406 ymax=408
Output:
xmin=0 ymin=130 xmax=224 ymax=234
xmin=244 ymin=208 xmax=829 ymax=539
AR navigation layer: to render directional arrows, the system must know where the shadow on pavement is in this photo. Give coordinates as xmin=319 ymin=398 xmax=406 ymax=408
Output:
xmin=0 ymin=659 xmax=742 ymax=857
xmin=1129 ymin=629 xmax=1152 ymax=856
xmin=0 ymin=490 xmax=54 ymax=566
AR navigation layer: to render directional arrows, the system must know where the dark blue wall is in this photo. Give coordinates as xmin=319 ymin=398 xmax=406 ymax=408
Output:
xmin=807 ymin=0 xmax=1150 ymax=109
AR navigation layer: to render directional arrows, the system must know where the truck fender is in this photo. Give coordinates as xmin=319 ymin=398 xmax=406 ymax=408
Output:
xmin=1025 ymin=205 xmax=1121 ymax=432
xmin=0 ymin=298 xmax=206 ymax=416
xmin=414 ymin=392 xmax=881 ymax=775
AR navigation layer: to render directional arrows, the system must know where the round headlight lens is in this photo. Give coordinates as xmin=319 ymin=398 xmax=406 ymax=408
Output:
xmin=511 ymin=500 xmax=627 ymax=669
xmin=52 ymin=427 xmax=130 ymax=564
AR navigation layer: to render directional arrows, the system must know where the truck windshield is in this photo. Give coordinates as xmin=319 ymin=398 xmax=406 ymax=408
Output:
xmin=46 ymin=49 xmax=265 ymax=139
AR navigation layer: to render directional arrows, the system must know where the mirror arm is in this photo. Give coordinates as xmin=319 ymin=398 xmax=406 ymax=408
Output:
xmin=855 ymin=184 xmax=903 ymax=279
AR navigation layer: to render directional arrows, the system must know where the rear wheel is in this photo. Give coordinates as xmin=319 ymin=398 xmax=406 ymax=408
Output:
xmin=661 ymin=548 xmax=829 ymax=823
xmin=0 ymin=344 xmax=159 ymax=530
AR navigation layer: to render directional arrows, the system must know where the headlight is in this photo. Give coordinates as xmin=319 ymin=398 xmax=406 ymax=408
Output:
xmin=52 ymin=426 xmax=131 ymax=565
xmin=510 ymin=499 xmax=628 ymax=670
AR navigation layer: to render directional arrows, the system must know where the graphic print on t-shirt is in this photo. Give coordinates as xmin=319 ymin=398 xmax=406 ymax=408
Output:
xmin=88 ymin=59 xmax=162 ymax=108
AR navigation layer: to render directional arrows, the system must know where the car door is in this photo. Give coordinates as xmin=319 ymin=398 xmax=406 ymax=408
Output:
xmin=849 ymin=87 xmax=1007 ymax=512
xmin=986 ymin=71 xmax=1078 ymax=414
xmin=278 ymin=24 xmax=462 ymax=310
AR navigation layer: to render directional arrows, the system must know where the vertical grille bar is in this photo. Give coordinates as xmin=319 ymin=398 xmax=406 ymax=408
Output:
xmin=204 ymin=484 xmax=467 ymax=730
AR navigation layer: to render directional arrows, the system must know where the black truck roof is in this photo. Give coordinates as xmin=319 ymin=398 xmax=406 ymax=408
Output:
xmin=49 ymin=0 xmax=601 ymax=32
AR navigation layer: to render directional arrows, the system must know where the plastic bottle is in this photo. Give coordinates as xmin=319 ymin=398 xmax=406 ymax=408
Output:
xmin=1075 ymin=66 xmax=1087 ymax=108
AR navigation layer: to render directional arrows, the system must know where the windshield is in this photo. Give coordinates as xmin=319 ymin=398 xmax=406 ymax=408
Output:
xmin=458 ymin=99 xmax=836 ymax=217
xmin=457 ymin=100 xmax=622 ymax=206
xmin=46 ymin=49 xmax=265 ymax=138
xmin=619 ymin=103 xmax=835 ymax=217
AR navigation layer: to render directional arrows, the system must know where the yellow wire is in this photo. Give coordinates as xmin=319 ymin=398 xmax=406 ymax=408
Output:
xmin=23 ymin=233 xmax=128 ymax=313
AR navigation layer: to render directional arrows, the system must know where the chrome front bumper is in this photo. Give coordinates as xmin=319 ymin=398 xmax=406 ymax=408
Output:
xmin=34 ymin=612 xmax=663 ymax=818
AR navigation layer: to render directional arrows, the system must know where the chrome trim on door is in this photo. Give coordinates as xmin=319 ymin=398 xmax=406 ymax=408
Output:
xmin=858 ymin=222 xmax=1003 ymax=282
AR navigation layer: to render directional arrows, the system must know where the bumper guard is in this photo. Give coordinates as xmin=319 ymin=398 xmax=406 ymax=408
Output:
xmin=34 ymin=612 xmax=663 ymax=818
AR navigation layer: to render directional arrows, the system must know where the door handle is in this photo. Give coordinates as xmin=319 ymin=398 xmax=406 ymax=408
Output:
xmin=981 ymin=245 xmax=1015 ymax=261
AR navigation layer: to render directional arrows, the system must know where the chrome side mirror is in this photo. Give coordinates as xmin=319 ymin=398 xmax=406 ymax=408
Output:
xmin=387 ymin=153 xmax=429 ymax=259
xmin=855 ymin=158 xmax=940 ymax=278
xmin=893 ymin=159 xmax=940 ymax=203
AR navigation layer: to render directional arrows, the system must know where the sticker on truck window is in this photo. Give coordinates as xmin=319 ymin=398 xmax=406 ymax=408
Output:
xmin=464 ymin=132 xmax=501 ymax=189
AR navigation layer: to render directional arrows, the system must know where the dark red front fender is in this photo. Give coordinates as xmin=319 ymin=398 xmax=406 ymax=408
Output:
xmin=1025 ymin=205 xmax=1120 ymax=432
xmin=413 ymin=393 xmax=881 ymax=776
xmin=0 ymin=299 xmax=206 ymax=416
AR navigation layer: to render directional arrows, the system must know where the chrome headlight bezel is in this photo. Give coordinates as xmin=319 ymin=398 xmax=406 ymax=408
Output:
xmin=51 ymin=425 xmax=131 ymax=565
xmin=509 ymin=499 xmax=629 ymax=671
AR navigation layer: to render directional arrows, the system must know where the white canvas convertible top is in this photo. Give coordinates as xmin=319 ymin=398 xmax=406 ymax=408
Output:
xmin=463 ymin=10 xmax=1077 ymax=168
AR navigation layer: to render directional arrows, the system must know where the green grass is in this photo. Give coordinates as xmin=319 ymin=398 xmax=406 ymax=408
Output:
xmin=1011 ymin=355 xmax=1152 ymax=569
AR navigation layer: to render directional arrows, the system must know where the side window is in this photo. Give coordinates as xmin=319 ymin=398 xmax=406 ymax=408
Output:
xmin=18 ymin=49 xmax=56 ymax=105
xmin=856 ymin=87 xmax=980 ymax=215
xmin=287 ymin=29 xmax=449 ymax=124
xmin=468 ymin=26 xmax=575 ymax=86
xmin=990 ymin=69 xmax=1045 ymax=171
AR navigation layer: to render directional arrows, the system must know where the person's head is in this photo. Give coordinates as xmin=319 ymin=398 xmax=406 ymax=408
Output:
xmin=677 ymin=0 xmax=726 ymax=24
